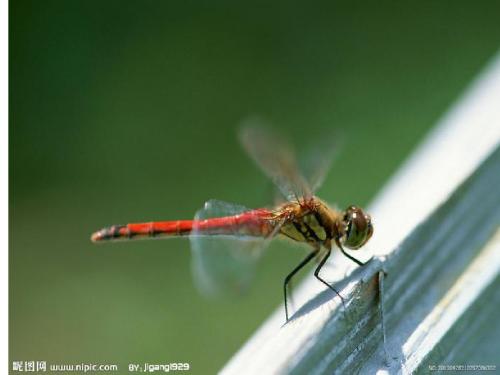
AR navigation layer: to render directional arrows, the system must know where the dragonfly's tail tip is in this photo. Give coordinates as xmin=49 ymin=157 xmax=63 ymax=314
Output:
xmin=91 ymin=224 xmax=128 ymax=243
xmin=91 ymin=230 xmax=104 ymax=243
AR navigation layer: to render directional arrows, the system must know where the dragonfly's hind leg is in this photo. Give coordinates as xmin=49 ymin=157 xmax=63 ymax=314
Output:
xmin=283 ymin=249 xmax=318 ymax=322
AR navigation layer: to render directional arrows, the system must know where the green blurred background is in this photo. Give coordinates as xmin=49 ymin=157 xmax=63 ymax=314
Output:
xmin=10 ymin=1 xmax=500 ymax=373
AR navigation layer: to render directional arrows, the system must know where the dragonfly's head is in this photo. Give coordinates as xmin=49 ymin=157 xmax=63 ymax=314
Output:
xmin=340 ymin=205 xmax=373 ymax=250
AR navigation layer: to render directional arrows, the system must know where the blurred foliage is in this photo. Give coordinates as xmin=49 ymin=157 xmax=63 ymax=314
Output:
xmin=10 ymin=1 xmax=500 ymax=373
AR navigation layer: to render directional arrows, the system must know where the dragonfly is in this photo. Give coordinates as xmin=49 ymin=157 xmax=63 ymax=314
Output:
xmin=91 ymin=124 xmax=374 ymax=321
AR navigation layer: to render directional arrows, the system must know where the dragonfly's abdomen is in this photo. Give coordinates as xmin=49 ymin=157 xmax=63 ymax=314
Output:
xmin=91 ymin=209 xmax=275 ymax=242
xmin=194 ymin=210 xmax=275 ymax=237
xmin=91 ymin=221 xmax=194 ymax=241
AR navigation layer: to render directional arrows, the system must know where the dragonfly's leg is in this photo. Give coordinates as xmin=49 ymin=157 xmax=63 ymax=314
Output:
xmin=288 ymin=279 xmax=295 ymax=314
xmin=314 ymin=248 xmax=346 ymax=310
xmin=283 ymin=249 xmax=318 ymax=322
xmin=336 ymin=239 xmax=369 ymax=266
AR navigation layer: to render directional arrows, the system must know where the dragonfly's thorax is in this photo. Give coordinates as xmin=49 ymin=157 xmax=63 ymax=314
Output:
xmin=278 ymin=198 xmax=340 ymax=246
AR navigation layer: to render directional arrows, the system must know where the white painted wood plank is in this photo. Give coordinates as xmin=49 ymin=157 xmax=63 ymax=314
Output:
xmin=221 ymin=51 xmax=500 ymax=375
xmin=402 ymin=229 xmax=500 ymax=372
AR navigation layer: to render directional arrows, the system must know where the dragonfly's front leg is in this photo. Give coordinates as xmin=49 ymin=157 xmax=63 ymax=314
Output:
xmin=335 ymin=237 xmax=370 ymax=266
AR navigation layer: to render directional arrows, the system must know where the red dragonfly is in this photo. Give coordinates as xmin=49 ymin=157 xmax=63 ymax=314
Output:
xmin=91 ymin=124 xmax=373 ymax=321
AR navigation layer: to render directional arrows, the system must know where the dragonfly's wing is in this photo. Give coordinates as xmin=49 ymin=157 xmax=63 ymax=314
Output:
xmin=190 ymin=199 xmax=279 ymax=297
xmin=300 ymin=132 xmax=343 ymax=193
xmin=240 ymin=119 xmax=342 ymax=197
xmin=239 ymin=120 xmax=312 ymax=200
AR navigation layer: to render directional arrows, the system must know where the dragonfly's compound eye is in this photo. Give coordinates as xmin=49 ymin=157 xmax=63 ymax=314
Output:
xmin=343 ymin=206 xmax=373 ymax=250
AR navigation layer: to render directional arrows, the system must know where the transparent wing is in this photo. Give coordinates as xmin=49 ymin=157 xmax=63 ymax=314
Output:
xmin=300 ymin=131 xmax=343 ymax=193
xmin=190 ymin=199 xmax=278 ymax=297
xmin=239 ymin=119 xmax=312 ymax=200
